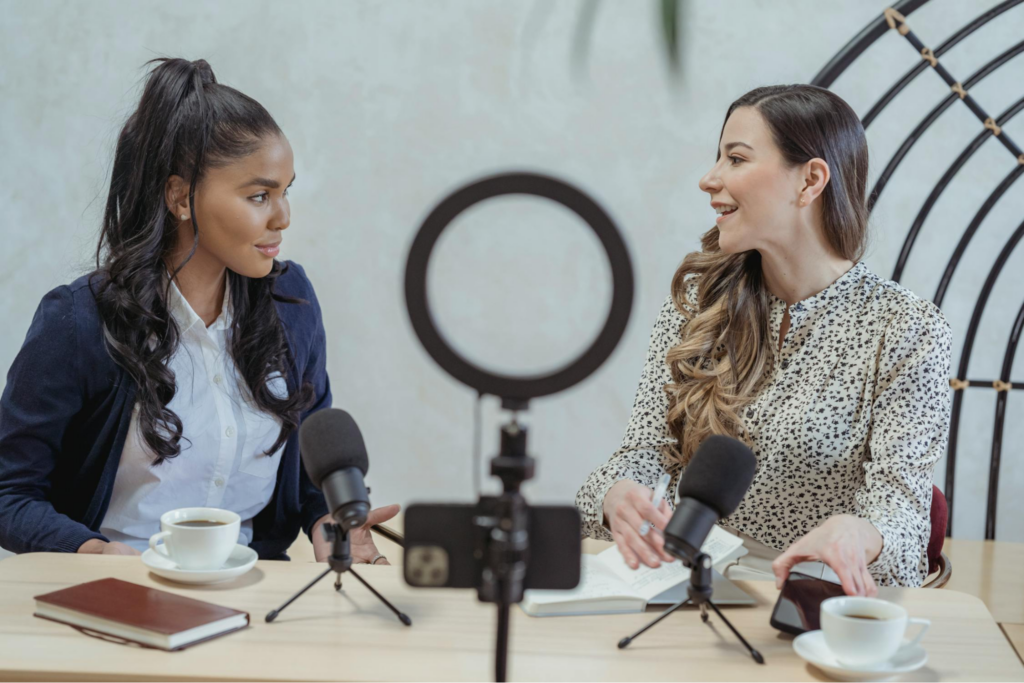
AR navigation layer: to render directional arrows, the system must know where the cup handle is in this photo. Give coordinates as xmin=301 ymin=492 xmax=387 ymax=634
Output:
xmin=149 ymin=530 xmax=171 ymax=556
xmin=905 ymin=617 xmax=930 ymax=649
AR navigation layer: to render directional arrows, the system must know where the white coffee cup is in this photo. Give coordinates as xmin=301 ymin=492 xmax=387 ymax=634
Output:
xmin=148 ymin=507 xmax=241 ymax=570
xmin=820 ymin=596 xmax=930 ymax=668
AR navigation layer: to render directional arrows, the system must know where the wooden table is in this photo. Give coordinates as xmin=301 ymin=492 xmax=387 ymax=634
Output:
xmin=942 ymin=538 xmax=1024 ymax=626
xmin=0 ymin=553 xmax=1020 ymax=682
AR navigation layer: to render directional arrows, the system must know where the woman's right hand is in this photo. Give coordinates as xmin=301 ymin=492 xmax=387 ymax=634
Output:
xmin=76 ymin=539 xmax=141 ymax=556
xmin=603 ymin=479 xmax=675 ymax=569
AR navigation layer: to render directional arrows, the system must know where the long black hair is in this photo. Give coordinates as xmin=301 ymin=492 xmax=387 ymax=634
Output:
xmin=95 ymin=57 xmax=313 ymax=465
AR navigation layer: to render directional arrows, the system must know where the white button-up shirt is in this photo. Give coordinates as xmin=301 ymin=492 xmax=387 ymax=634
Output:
xmin=100 ymin=279 xmax=286 ymax=551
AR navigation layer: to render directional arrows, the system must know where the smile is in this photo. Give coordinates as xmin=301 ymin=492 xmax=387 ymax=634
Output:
xmin=715 ymin=207 xmax=738 ymax=224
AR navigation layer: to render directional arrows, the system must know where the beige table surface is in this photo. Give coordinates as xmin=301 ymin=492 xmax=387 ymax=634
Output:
xmin=941 ymin=537 xmax=1024 ymax=627
xmin=0 ymin=552 xmax=1021 ymax=682
xmin=1001 ymin=624 xmax=1024 ymax=664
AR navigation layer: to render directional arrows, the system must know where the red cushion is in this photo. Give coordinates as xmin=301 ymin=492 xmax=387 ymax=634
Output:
xmin=928 ymin=485 xmax=948 ymax=574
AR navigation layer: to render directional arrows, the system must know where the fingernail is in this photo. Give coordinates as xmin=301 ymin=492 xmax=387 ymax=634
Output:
xmin=775 ymin=578 xmax=782 ymax=589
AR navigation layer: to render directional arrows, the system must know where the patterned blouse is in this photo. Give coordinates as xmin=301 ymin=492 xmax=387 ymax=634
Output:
xmin=576 ymin=261 xmax=953 ymax=587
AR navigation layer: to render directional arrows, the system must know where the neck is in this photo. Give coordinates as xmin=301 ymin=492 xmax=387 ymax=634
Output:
xmin=758 ymin=238 xmax=854 ymax=307
xmin=166 ymin=248 xmax=227 ymax=328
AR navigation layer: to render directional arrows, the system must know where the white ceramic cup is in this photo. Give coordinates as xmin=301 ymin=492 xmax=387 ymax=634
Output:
xmin=148 ymin=507 xmax=241 ymax=570
xmin=820 ymin=596 xmax=930 ymax=668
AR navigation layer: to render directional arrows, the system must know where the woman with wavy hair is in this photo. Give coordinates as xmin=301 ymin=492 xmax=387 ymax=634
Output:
xmin=576 ymin=84 xmax=953 ymax=594
xmin=0 ymin=58 xmax=396 ymax=564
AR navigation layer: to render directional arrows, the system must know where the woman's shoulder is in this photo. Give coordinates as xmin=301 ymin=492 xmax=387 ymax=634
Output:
xmin=272 ymin=260 xmax=324 ymax=332
xmin=35 ymin=271 xmax=105 ymax=333
xmin=17 ymin=272 xmax=115 ymax=383
xmin=273 ymin=260 xmax=317 ymax=300
xmin=854 ymin=267 xmax=952 ymax=344
xmin=649 ymin=278 xmax=699 ymax=340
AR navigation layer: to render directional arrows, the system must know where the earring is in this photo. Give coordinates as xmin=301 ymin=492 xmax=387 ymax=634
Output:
xmin=180 ymin=214 xmax=189 ymax=221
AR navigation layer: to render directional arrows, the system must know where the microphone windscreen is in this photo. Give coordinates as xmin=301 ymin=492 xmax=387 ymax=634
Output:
xmin=299 ymin=408 xmax=369 ymax=488
xmin=676 ymin=435 xmax=756 ymax=518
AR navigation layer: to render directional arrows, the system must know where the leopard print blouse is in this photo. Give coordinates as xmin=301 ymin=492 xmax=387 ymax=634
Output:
xmin=576 ymin=261 xmax=953 ymax=587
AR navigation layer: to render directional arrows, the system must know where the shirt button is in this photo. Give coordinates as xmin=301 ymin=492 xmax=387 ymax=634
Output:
xmin=225 ymin=426 xmax=235 ymax=438
xmin=214 ymin=477 xmax=225 ymax=487
xmin=213 ymin=374 xmax=223 ymax=384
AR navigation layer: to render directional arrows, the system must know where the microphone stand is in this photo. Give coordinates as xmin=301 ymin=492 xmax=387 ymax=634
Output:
xmin=265 ymin=522 xmax=412 ymax=626
xmin=617 ymin=552 xmax=764 ymax=664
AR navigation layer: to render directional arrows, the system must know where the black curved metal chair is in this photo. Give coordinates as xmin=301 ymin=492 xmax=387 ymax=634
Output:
xmin=812 ymin=1 xmax=1024 ymax=556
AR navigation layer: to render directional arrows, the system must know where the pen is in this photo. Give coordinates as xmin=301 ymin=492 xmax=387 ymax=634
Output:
xmin=639 ymin=473 xmax=671 ymax=537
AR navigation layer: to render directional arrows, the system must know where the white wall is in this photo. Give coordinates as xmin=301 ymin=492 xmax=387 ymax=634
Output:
xmin=1 ymin=0 xmax=1022 ymax=547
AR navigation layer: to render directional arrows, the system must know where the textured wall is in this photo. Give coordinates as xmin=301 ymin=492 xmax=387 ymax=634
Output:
xmin=1 ymin=0 xmax=1022 ymax=551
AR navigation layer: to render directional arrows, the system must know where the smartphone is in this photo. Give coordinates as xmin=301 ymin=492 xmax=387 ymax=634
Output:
xmin=769 ymin=570 xmax=847 ymax=635
xmin=403 ymin=500 xmax=581 ymax=592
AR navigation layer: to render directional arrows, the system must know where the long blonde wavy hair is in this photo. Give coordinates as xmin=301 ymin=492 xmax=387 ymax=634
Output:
xmin=664 ymin=85 xmax=869 ymax=465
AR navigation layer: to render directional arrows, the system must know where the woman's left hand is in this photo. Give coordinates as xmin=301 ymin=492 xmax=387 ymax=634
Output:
xmin=771 ymin=514 xmax=883 ymax=597
xmin=312 ymin=504 xmax=401 ymax=565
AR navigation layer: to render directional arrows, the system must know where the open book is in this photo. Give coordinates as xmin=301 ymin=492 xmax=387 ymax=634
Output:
xmin=521 ymin=525 xmax=748 ymax=617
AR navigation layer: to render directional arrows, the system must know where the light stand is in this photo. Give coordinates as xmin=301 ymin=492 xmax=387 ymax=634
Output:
xmin=476 ymin=413 xmax=532 ymax=683
xmin=265 ymin=522 xmax=412 ymax=626
xmin=617 ymin=552 xmax=764 ymax=664
xmin=402 ymin=171 xmax=635 ymax=682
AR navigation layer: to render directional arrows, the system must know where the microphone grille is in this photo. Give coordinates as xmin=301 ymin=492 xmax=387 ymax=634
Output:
xmin=299 ymin=408 xmax=369 ymax=488
xmin=676 ymin=435 xmax=756 ymax=517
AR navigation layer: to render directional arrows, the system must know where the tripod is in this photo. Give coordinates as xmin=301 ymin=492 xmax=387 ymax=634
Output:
xmin=265 ymin=522 xmax=412 ymax=626
xmin=476 ymin=416 xmax=533 ymax=683
xmin=617 ymin=552 xmax=763 ymax=664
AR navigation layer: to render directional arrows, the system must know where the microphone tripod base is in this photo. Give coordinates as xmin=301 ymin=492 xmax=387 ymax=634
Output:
xmin=617 ymin=553 xmax=763 ymax=665
xmin=264 ymin=524 xmax=412 ymax=627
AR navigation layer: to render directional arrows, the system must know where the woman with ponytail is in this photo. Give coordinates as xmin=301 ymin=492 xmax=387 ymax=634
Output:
xmin=0 ymin=58 xmax=396 ymax=564
xmin=576 ymin=85 xmax=953 ymax=593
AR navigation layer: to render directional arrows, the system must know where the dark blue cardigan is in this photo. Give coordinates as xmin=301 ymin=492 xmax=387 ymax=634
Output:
xmin=0 ymin=261 xmax=330 ymax=559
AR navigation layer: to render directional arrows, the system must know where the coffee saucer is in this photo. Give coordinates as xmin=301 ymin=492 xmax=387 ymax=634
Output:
xmin=142 ymin=543 xmax=258 ymax=585
xmin=793 ymin=630 xmax=927 ymax=681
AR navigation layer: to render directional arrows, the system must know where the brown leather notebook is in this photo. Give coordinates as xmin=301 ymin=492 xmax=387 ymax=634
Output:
xmin=34 ymin=578 xmax=249 ymax=651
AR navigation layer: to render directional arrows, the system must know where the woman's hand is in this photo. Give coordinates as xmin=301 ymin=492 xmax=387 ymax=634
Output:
xmin=312 ymin=504 xmax=401 ymax=565
xmin=76 ymin=539 xmax=141 ymax=556
xmin=771 ymin=514 xmax=883 ymax=597
xmin=603 ymin=480 xmax=675 ymax=569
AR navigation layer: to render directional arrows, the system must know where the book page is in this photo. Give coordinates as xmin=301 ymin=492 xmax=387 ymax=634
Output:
xmin=598 ymin=525 xmax=747 ymax=602
xmin=702 ymin=525 xmax=746 ymax=567
xmin=599 ymin=546 xmax=688 ymax=602
xmin=522 ymin=554 xmax=636 ymax=606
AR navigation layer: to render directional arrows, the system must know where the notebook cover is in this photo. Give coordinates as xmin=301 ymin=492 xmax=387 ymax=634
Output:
xmin=34 ymin=578 xmax=249 ymax=636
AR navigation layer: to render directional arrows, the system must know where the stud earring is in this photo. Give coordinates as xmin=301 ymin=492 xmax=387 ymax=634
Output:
xmin=180 ymin=214 xmax=189 ymax=221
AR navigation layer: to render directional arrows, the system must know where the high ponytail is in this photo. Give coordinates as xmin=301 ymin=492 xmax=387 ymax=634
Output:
xmin=95 ymin=58 xmax=313 ymax=465
xmin=663 ymin=85 xmax=869 ymax=465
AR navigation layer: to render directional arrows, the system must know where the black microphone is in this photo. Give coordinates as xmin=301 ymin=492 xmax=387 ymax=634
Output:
xmin=299 ymin=408 xmax=371 ymax=532
xmin=662 ymin=435 xmax=757 ymax=565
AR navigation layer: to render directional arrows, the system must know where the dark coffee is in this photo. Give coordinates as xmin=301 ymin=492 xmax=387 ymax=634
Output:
xmin=845 ymin=613 xmax=887 ymax=621
xmin=176 ymin=520 xmax=228 ymax=528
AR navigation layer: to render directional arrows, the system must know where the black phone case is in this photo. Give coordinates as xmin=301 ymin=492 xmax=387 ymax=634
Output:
xmin=769 ymin=571 xmax=845 ymax=636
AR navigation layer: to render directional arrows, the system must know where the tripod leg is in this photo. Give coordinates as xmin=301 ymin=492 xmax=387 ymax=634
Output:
xmin=265 ymin=566 xmax=333 ymax=622
xmin=700 ymin=603 xmax=709 ymax=623
xmin=705 ymin=600 xmax=764 ymax=664
xmin=617 ymin=599 xmax=691 ymax=649
xmin=346 ymin=567 xmax=413 ymax=626
xmin=334 ymin=574 xmax=343 ymax=591
xmin=496 ymin=602 xmax=510 ymax=683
